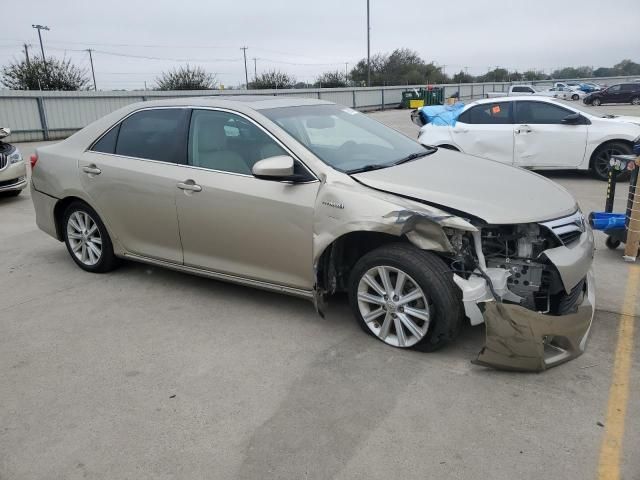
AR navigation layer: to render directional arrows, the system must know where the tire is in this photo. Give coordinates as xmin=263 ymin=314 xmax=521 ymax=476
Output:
xmin=631 ymin=97 xmax=640 ymax=106
xmin=62 ymin=201 xmax=118 ymax=273
xmin=605 ymin=236 xmax=621 ymax=250
xmin=572 ymin=94 xmax=579 ymax=101
xmin=592 ymin=98 xmax=602 ymax=106
xmin=348 ymin=243 xmax=463 ymax=352
xmin=590 ymin=142 xmax=633 ymax=181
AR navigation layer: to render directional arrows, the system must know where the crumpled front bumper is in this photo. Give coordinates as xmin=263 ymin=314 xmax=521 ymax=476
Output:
xmin=474 ymin=268 xmax=595 ymax=372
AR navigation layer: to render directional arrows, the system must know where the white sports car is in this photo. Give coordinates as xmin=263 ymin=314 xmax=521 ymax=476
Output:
xmin=416 ymin=96 xmax=640 ymax=180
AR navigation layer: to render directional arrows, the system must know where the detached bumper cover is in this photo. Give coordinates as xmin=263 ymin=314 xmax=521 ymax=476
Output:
xmin=474 ymin=268 xmax=595 ymax=372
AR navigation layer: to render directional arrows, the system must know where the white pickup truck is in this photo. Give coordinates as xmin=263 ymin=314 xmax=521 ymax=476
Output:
xmin=485 ymin=85 xmax=538 ymax=98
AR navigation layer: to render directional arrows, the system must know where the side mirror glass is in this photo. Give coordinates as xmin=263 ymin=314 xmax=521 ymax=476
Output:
xmin=562 ymin=113 xmax=582 ymax=124
xmin=252 ymin=155 xmax=295 ymax=180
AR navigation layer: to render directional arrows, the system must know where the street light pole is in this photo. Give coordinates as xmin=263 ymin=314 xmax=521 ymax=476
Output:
xmin=366 ymin=0 xmax=371 ymax=87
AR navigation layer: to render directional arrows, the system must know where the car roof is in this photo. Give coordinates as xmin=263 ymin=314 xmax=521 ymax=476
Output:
xmin=470 ymin=95 xmax=562 ymax=105
xmin=124 ymin=95 xmax=333 ymax=111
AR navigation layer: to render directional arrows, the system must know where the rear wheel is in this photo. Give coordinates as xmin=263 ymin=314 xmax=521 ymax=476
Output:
xmin=348 ymin=244 xmax=463 ymax=352
xmin=592 ymin=98 xmax=602 ymax=106
xmin=591 ymin=142 xmax=633 ymax=181
xmin=631 ymin=97 xmax=640 ymax=106
xmin=62 ymin=202 xmax=118 ymax=273
xmin=572 ymin=94 xmax=579 ymax=100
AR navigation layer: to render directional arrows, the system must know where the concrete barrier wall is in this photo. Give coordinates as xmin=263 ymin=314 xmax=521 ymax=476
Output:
xmin=1 ymin=75 xmax=636 ymax=142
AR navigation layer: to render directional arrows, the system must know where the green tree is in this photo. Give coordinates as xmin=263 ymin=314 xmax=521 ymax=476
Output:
xmin=249 ymin=70 xmax=295 ymax=89
xmin=613 ymin=59 xmax=640 ymax=76
xmin=314 ymin=70 xmax=348 ymax=88
xmin=1 ymin=56 xmax=90 ymax=91
xmin=551 ymin=66 xmax=593 ymax=79
xmin=476 ymin=68 xmax=510 ymax=82
xmin=349 ymin=49 xmax=449 ymax=86
xmin=522 ymin=70 xmax=548 ymax=81
xmin=452 ymin=70 xmax=474 ymax=83
xmin=156 ymin=65 xmax=216 ymax=90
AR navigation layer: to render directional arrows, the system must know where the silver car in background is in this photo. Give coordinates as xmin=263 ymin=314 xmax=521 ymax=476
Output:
xmin=0 ymin=128 xmax=27 ymax=196
xmin=30 ymin=97 xmax=595 ymax=371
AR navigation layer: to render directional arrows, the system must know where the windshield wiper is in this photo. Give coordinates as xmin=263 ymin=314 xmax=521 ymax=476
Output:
xmin=345 ymin=164 xmax=390 ymax=174
xmin=392 ymin=148 xmax=436 ymax=166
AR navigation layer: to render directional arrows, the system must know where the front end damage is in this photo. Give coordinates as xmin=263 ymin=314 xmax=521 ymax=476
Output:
xmin=450 ymin=211 xmax=595 ymax=371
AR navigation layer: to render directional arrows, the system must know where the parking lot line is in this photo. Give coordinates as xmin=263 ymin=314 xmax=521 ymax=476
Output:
xmin=597 ymin=265 xmax=639 ymax=480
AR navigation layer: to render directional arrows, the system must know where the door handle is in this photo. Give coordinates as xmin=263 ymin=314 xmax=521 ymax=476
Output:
xmin=177 ymin=181 xmax=202 ymax=192
xmin=82 ymin=165 xmax=102 ymax=175
xmin=515 ymin=125 xmax=532 ymax=134
xmin=454 ymin=128 xmax=469 ymax=134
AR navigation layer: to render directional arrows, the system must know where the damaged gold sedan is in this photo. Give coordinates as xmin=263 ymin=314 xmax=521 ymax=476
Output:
xmin=30 ymin=97 xmax=594 ymax=371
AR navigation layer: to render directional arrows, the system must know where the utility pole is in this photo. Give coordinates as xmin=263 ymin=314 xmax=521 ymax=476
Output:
xmin=345 ymin=62 xmax=349 ymax=80
xmin=252 ymin=57 xmax=257 ymax=81
xmin=366 ymin=0 xmax=371 ymax=87
xmin=86 ymin=49 xmax=97 ymax=91
xmin=23 ymin=44 xmax=31 ymax=66
xmin=240 ymin=46 xmax=249 ymax=89
xmin=31 ymin=24 xmax=49 ymax=62
xmin=32 ymin=24 xmax=50 ymax=88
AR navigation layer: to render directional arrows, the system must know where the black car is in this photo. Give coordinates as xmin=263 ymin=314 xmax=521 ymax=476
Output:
xmin=584 ymin=83 xmax=640 ymax=106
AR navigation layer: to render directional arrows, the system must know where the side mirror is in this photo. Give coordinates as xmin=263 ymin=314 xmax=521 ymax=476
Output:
xmin=252 ymin=155 xmax=295 ymax=180
xmin=562 ymin=113 xmax=582 ymax=124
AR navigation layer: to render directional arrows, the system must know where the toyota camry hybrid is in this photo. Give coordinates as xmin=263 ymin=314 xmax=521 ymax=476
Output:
xmin=30 ymin=96 xmax=595 ymax=371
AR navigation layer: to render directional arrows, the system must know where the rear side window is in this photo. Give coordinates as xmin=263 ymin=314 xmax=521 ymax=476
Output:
xmin=114 ymin=109 xmax=188 ymax=163
xmin=91 ymin=125 xmax=120 ymax=154
xmin=514 ymin=101 xmax=572 ymax=124
xmin=512 ymin=86 xmax=532 ymax=93
xmin=459 ymin=102 xmax=511 ymax=124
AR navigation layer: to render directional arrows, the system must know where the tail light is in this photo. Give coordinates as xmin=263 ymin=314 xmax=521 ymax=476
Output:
xmin=30 ymin=153 xmax=38 ymax=169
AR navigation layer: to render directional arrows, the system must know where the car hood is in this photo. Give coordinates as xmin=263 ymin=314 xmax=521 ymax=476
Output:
xmin=598 ymin=115 xmax=640 ymax=126
xmin=352 ymin=149 xmax=577 ymax=224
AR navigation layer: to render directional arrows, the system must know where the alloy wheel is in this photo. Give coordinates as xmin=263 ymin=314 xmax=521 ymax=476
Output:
xmin=66 ymin=210 xmax=103 ymax=266
xmin=594 ymin=146 xmax=625 ymax=180
xmin=632 ymin=97 xmax=640 ymax=106
xmin=592 ymin=98 xmax=601 ymax=106
xmin=357 ymin=265 xmax=430 ymax=348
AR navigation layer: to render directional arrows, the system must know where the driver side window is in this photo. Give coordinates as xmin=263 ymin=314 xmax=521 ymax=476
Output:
xmin=514 ymin=101 xmax=572 ymax=124
xmin=188 ymin=109 xmax=287 ymax=175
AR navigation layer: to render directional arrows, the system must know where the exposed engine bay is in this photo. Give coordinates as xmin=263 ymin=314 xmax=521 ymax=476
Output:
xmin=446 ymin=219 xmax=585 ymax=325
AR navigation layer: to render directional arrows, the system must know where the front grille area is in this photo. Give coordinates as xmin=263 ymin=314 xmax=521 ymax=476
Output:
xmin=540 ymin=211 xmax=585 ymax=246
xmin=0 ymin=153 xmax=7 ymax=170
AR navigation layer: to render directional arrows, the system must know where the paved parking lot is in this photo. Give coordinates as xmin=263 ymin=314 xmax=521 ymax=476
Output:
xmin=1 ymin=101 xmax=639 ymax=479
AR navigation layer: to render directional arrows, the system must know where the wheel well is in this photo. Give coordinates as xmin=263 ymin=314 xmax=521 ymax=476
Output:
xmin=589 ymin=139 xmax=633 ymax=167
xmin=53 ymin=196 xmax=87 ymax=240
xmin=438 ymin=144 xmax=460 ymax=151
xmin=316 ymin=231 xmax=406 ymax=295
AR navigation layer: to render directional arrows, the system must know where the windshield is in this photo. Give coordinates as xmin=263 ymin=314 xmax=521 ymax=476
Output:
xmin=260 ymin=104 xmax=433 ymax=173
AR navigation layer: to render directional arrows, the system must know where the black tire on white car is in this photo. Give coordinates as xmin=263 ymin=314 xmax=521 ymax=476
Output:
xmin=348 ymin=243 xmax=463 ymax=352
xmin=590 ymin=141 xmax=633 ymax=182
xmin=572 ymin=94 xmax=579 ymax=101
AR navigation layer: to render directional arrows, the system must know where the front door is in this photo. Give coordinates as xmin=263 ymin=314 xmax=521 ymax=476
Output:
xmin=175 ymin=108 xmax=319 ymax=289
xmin=453 ymin=101 xmax=514 ymax=165
xmin=80 ymin=108 xmax=189 ymax=263
xmin=513 ymin=100 xmax=587 ymax=168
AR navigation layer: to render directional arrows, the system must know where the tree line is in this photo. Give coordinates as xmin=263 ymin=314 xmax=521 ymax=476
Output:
xmin=2 ymin=49 xmax=639 ymax=91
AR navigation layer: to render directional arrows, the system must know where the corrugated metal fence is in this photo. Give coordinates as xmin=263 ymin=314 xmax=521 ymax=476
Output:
xmin=0 ymin=75 xmax=636 ymax=142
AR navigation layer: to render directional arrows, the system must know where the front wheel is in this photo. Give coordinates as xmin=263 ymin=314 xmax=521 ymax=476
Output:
xmin=63 ymin=202 xmax=118 ymax=273
xmin=348 ymin=244 xmax=463 ymax=352
xmin=591 ymin=142 xmax=633 ymax=181
xmin=572 ymin=94 xmax=579 ymax=101
xmin=592 ymin=98 xmax=602 ymax=106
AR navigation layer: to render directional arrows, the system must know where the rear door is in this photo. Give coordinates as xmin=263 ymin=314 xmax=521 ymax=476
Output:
xmin=81 ymin=108 xmax=189 ymax=263
xmin=513 ymin=100 xmax=587 ymax=168
xmin=452 ymin=101 xmax=514 ymax=164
